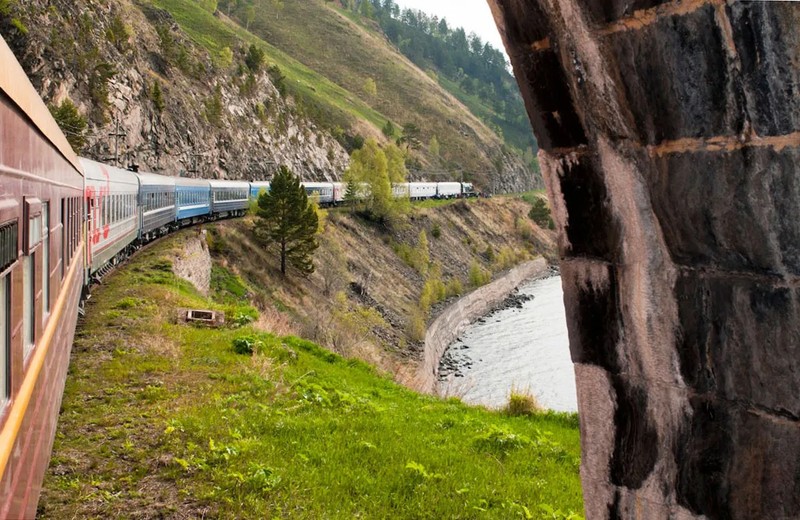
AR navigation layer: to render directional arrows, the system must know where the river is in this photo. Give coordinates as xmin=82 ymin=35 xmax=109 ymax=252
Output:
xmin=438 ymin=275 xmax=578 ymax=412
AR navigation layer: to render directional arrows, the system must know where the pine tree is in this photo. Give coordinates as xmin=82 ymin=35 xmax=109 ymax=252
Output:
xmin=256 ymin=166 xmax=319 ymax=276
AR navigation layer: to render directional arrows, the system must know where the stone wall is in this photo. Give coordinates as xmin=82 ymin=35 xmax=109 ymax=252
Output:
xmin=487 ymin=1 xmax=800 ymax=518
xmin=172 ymin=230 xmax=212 ymax=296
xmin=414 ymin=258 xmax=548 ymax=393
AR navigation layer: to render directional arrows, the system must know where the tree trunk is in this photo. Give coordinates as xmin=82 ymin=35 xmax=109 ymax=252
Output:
xmin=280 ymin=240 xmax=286 ymax=275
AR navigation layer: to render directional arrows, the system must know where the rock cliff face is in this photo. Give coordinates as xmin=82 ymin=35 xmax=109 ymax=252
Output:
xmin=4 ymin=0 xmax=349 ymax=180
xmin=487 ymin=0 xmax=800 ymax=518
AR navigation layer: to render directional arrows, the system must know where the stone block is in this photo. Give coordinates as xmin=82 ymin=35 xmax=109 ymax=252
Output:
xmin=729 ymin=2 xmax=800 ymax=137
xmin=495 ymin=0 xmax=552 ymax=46
xmin=649 ymin=147 xmax=800 ymax=275
xmin=607 ymin=4 xmax=742 ymax=144
xmin=562 ymin=262 xmax=622 ymax=373
xmin=515 ymin=49 xmax=588 ymax=150
xmin=675 ymin=271 xmax=800 ymax=415
xmin=676 ymin=396 xmax=800 ymax=519
xmin=577 ymin=0 xmax=672 ymax=25
xmin=558 ymin=153 xmax=620 ymax=259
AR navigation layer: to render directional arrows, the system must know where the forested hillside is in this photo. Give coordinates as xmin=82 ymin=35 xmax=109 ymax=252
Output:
xmin=362 ymin=0 xmax=538 ymax=161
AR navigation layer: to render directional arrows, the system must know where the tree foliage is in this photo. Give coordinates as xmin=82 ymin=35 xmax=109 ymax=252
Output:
xmin=528 ymin=197 xmax=555 ymax=229
xmin=49 ymin=98 xmax=88 ymax=152
xmin=256 ymin=166 xmax=319 ymax=276
xmin=363 ymin=77 xmax=377 ymax=97
xmin=344 ymin=138 xmax=408 ymax=225
xmin=245 ymin=43 xmax=265 ymax=73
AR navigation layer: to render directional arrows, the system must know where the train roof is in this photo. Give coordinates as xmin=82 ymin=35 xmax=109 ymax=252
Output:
xmin=135 ymin=171 xmax=177 ymax=187
xmin=174 ymin=177 xmax=211 ymax=188
xmin=79 ymin=157 xmax=139 ymax=186
xmin=208 ymin=180 xmax=250 ymax=189
xmin=0 ymin=37 xmax=82 ymax=174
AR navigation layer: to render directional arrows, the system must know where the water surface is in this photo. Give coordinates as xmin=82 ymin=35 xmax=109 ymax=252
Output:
xmin=439 ymin=275 xmax=577 ymax=412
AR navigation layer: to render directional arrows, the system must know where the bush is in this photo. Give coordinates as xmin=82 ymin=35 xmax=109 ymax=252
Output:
xmin=468 ymin=261 xmax=491 ymax=287
xmin=444 ymin=278 xmax=462 ymax=298
xmin=430 ymin=223 xmax=441 ymax=239
xmin=49 ymin=99 xmax=88 ymax=152
xmin=504 ymin=388 xmax=541 ymax=417
xmin=419 ymin=277 xmax=445 ymax=313
xmin=232 ymin=335 xmax=263 ymax=355
xmin=406 ymin=309 xmax=426 ymax=342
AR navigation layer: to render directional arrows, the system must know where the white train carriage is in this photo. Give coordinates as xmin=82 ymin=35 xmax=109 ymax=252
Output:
xmin=408 ymin=182 xmax=437 ymax=200
xmin=436 ymin=182 xmax=462 ymax=199
xmin=392 ymin=183 xmax=410 ymax=199
xmin=302 ymin=182 xmax=334 ymax=206
xmin=137 ymin=171 xmax=177 ymax=241
xmin=209 ymin=180 xmax=250 ymax=218
xmin=81 ymin=158 xmax=140 ymax=277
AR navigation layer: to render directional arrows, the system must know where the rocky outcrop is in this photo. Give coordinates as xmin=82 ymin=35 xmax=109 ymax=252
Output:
xmin=488 ymin=0 xmax=800 ymax=518
xmin=172 ymin=229 xmax=212 ymax=296
xmin=5 ymin=0 xmax=349 ymax=180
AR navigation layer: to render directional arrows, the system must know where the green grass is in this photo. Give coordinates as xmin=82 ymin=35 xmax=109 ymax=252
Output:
xmin=40 ymin=229 xmax=582 ymax=519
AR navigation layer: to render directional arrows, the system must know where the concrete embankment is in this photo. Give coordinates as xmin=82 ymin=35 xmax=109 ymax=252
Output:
xmin=414 ymin=258 xmax=549 ymax=394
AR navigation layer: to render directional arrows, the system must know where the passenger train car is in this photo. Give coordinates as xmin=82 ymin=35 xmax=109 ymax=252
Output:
xmin=0 ymin=38 xmax=85 ymax=518
xmin=0 ymin=35 xmax=481 ymax=517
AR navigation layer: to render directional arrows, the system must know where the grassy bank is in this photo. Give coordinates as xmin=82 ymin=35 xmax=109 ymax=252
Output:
xmin=40 ymin=231 xmax=582 ymax=519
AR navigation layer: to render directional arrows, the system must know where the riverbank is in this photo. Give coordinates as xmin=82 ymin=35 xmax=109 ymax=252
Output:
xmin=414 ymin=258 xmax=551 ymax=394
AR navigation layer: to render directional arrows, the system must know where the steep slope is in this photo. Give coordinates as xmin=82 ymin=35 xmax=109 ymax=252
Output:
xmin=234 ymin=0 xmax=537 ymax=190
xmin=0 ymin=0 xmax=537 ymax=190
xmin=2 ymin=0 xmax=350 ymax=179
xmin=208 ymin=196 xmax=557 ymax=379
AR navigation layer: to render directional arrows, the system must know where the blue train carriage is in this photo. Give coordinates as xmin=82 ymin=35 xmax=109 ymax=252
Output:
xmin=175 ymin=177 xmax=211 ymax=226
xmin=249 ymin=181 xmax=271 ymax=203
xmin=136 ymin=171 xmax=177 ymax=241
xmin=209 ymin=180 xmax=250 ymax=218
xmin=301 ymin=182 xmax=334 ymax=207
xmin=80 ymin=158 xmax=140 ymax=279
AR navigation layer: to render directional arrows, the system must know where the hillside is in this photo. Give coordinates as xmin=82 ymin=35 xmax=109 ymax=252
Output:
xmin=39 ymin=227 xmax=580 ymax=519
xmin=0 ymin=0 xmax=538 ymax=190
xmin=207 ymin=196 xmax=557 ymax=379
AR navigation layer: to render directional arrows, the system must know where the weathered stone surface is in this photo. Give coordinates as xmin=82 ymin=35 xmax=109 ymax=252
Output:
xmin=676 ymin=271 xmax=800 ymax=414
xmin=730 ymin=2 xmax=800 ymax=137
xmin=488 ymin=0 xmax=800 ymax=517
xmin=606 ymin=5 xmax=743 ymax=144
xmin=514 ymin=49 xmax=588 ymax=151
xmin=649 ymin=147 xmax=800 ymax=276
xmin=577 ymin=0 xmax=673 ymax=25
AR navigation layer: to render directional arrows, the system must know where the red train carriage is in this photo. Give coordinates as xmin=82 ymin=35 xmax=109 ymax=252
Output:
xmin=80 ymin=158 xmax=139 ymax=280
xmin=0 ymin=38 xmax=85 ymax=517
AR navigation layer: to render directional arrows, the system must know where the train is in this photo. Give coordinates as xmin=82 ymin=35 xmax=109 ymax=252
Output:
xmin=0 ymin=36 xmax=477 ymax=517
xmin=80 ymin=157 xmax=477 ymax=283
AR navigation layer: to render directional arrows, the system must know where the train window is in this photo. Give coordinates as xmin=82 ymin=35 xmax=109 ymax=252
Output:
xmin=0 ymin=221 xmax=17 ymax=273
xmin=23 ymin=253 xmax=34 ymax=355
xmin=0 ymin=273 xmax=8 ymax=404
xmin=42 ymin=202 xmax=50 ymax=316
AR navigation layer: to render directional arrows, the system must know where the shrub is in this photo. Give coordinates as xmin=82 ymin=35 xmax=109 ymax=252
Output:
xmin=445 ymin=278 xmax=463 ymax=298
xmin=419 ymin=277 xmax=445 ymax=313
xmin=468 ymin=261 xmax=491 ymax=287
xmin=473 ymin=426 xmax=531 ymax=457
xmin=504 ymin=388 xmax=541 ymax=417
xmin=232 ymin=335 xmax=263 ymax=355
xmin=406 ymin=309 xmax=426 ymax=342
xmin=430 ymin=223 xmax=441 ymax=239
